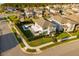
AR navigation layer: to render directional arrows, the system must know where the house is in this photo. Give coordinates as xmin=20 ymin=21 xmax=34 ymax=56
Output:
xmin=24 ymin=8 xmax=35 ymax=18
xmin=46 ymin=6 xmax=58 ymax=14
xmin=52 ymin=14 xmax=76 ymax=32
xmin=34 ymin=8 xmax=43 ymax=17
xmin=5 ymin=7 xmax=16 ymax=12
xmin=30 ymin=17 xmax=56 ymax=36
xmin=72 ymin=7 xmax=79 ymax=13
xmin=64 ymin=14 xmax=79 ymax=31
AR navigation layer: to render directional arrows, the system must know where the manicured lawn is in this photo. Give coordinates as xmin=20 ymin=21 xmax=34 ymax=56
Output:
xmin=56 ymin=32 xmax=70 ymax=39
xmin=9 ymin=15 xmax=19 ymax=21
xmin=40 ymin=38 xmax=79 ymax=50
xmin=69 ymin=31 xmax=79 ymax=36
xmin=28 ymin=37 xmax=52 ymax=47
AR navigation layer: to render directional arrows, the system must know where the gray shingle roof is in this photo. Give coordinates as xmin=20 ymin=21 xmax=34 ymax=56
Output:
xmin=33 ymin=17 xmax=53 ymax=29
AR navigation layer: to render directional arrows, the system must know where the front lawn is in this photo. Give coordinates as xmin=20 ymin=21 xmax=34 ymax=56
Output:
xmin=28 ymin=37 xmax=52 ymax=47
xmin=40 ymin=38 xmax=79 ymax=50
xmin=56 ymin=32 xmax=70 ymax=39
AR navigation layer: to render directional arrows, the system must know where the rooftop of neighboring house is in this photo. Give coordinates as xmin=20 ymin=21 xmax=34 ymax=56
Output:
xmin=24 ymin=7 xmax=34 ymax=13
xmin=65 ymin=14 xmax=79 ymax=24
xmin=52 ymin=14 xmax=76 ymax=24
xmin=32 ymin=17 xmax=53 ymax=29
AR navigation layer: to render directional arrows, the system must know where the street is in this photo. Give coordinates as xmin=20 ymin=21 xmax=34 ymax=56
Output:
xmin=37 ymin=39 xmax=79 ymax=56
xmin=0 ymin=19 xmax=31 ymax=56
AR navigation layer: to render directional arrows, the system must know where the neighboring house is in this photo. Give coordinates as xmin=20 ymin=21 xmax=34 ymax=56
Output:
xmin=64 ymin=14 xmax=79 ymax=31
xmin=24 ymin=8 xmax=35 ymax=18
xmin=62 ymin=23 xmax=75 ymax=32
xmin=52 ymin=15 xmax=76 ymax=32
xmin=44 ymin=9 xmax=50 ymax=17
xmin=75 ymin=25 xmax=79 ymax=31
xmin=47 ymin=17 xmax=64 ymax=33
xmin=30 ymin=17 xmax=56 ymax=36
xmin=65 ymin=9 xmax=74 ymax=15
xmin=72 ymin=7 xmax=79 ymax=13
xmin=34 ymin=8 xmax=43 ymax=17
xmin=5 ymin=7 xmax=16 ymax=12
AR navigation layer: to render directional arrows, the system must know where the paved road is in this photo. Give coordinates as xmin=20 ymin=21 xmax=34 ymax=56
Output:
xmin=0 ymin=19 xmax=31 ymax=56
xmin=36 ymin=39 xmax=79 ymax=56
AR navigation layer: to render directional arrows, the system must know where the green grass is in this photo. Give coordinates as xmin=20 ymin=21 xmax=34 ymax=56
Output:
xmin=8 ymin=16 xmax=19 ymax=23
xmin=28 ymin=37 xmax=52 ymax=47
xmin=26 ymin=48 xmax=36 ymax=52
xmin=40 ymin=38 xmax=79 ymax=50
xmin=69 ymin=31 xmax=79 ymax=36
xmin=56 ymin=32 xmax=70 ymax=39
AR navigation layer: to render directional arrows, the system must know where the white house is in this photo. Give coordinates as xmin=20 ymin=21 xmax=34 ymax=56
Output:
xmin=30 ymin=17 xmax=55 ymax=36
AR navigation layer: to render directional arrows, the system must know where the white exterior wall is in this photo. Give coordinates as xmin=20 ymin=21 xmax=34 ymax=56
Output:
xmin=43 ymin=27 xmax=51 ymax=35
xmin=31 ymin=23 xmax=43 ymax=33
xmin=66 ymin=23 xmax=75 ymax=32
xmin=62 ymin=23 xmax=75 ymax=32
